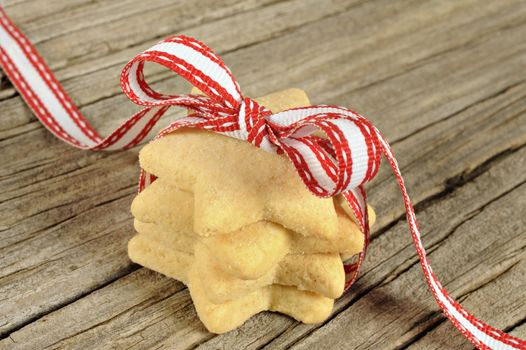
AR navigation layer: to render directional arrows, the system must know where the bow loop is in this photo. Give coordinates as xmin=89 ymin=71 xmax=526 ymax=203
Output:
xmin=266 ymin=107 xmax=382 ymax=197
xmin=118 ymin=35 xmax=382 ymax=200
xmin=121 ymin=35 xmax=243 ymax=112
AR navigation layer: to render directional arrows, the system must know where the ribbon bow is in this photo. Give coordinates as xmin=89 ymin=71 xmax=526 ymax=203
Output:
xmin=120 ymin=36 xmax=381 ymax=200
xmin=0 ymin=8 xmax=524 ymax=349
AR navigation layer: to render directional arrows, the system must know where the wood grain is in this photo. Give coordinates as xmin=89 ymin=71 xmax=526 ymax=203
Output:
xmin=0 ymin=0 xmax=524 ymax=348
xmin=199 ymin=143 xmax=526 ymax=350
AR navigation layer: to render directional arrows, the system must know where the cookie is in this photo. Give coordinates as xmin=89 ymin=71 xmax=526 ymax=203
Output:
xmin=129 ymin=88 xmax=375 ymax=333
xmin=194 ymin=243 xmax=344 ymax=302
xmin=132 ymin=179 xmax=370 ymax=279
xmin=189 ymin=267 xmax=334 ymax=334
xmin=128 ymin=233 xmax=192 ymax=285
xmin=130 ymin=228 xmax=344 ymax=301
xmin=139 ymin=129 xmax=340 ymax=238
xmin=134 ymin=218 xmax=289 ymax=280
xmin=138 ymin=89 xmax=342 ymax=239
xmin=128 ymin=235 xmax=334 ymax=334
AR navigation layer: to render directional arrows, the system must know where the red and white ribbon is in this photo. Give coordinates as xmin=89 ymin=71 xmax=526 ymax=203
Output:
xmin=1 ymin=7 xmax=524 ymax=350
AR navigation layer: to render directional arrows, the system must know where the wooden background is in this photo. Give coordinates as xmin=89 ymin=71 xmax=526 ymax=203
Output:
xmin=1 ymin=0 xmax=525 ymax=349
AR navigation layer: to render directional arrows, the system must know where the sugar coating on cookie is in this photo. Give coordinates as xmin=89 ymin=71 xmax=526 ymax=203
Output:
xmin=128 ymin=228 xmax=337 ymax=333
xmin=132 ymin=179 xmax=368 ymax=279
xmin=138 ymin=89 xmax=340 ymax=238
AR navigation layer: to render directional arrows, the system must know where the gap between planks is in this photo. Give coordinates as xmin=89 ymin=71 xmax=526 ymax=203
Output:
xmin=2 ymin=133 xmax=525 ymax=350
xmin=1 ymin=0 xmax=526 ymax=348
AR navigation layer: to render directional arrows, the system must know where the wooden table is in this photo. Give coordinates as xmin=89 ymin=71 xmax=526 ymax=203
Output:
xmin=1 ymin=1 xmax=525 ymax=349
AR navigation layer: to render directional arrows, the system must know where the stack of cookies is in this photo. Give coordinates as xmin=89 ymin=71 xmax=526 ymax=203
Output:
xmin=128 ymin=89 xmax=375 ymax=333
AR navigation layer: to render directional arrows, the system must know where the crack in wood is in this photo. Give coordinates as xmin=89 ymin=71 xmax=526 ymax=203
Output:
xmin=389 ymin=77 xmax=526 ymax=147
xmin=0 ymin=0 xmax=424 ymax=144
xmin=42 ymin=283 xmax=190 ymax=349
xmin=253 ymin=323 xmax=299 ymax=350
xmin=259 ymin=145 xmax=526 ymax=349
xmin=370 ymin=141 xmax=526 ymax=244
xmin=0 ymin=186 xmax=135 ymax=254
xmin=0 ymin=264 xmax=141 ymax=340
xmin=394 ymin=260 xmax=525 ymax=350
xmin=2 ymin=1 xmax=525 ymax=347
xmin=0 ymin=0 xmax=356 ymax=129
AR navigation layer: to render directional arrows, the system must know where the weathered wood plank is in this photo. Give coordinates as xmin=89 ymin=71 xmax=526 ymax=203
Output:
xmin=2 ymin=138 xmax=525 ymax=350
xmin=1 ymin=0 xmax=525 ymax=348
xmin=0 ymin=0 xmax=355 ymax=135
xmin=3 ymin=0 xmax=524 ymax=140
xmin=0 ymin=0 xmax=368 ymax=336
xmin=2 ymin=0 xmax=276 ymax=60
xmin=511 ymin=323 xmax=526 ymax=344
xmin=1 ymin=269 xmax=202 ymax=350
xmin=405 ymin=260 xmax=526 ymax=349
xmin=368 ymin=71 xmax=526 ymax=230
xmin=282 ymin=171 xmax=526 ymax=349
xmin=198 ymin=144 xmax=526 ymax=350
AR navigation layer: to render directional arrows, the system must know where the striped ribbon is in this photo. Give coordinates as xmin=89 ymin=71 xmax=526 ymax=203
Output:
xmin=1 ymin=7 xmax=524 ymax=350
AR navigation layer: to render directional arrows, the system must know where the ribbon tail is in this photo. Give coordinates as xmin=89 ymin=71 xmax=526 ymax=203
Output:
xmin=342 ymin=187 xmax=370 ymax=290
xmin=376 ymin=130 xmax=526 ymax=350
xmin=0 ymin=7 xmax=173 ymax=151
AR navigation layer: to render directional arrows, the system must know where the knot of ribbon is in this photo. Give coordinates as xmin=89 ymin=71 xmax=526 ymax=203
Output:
xmin=1 ymin=8 xmax=524 ymax=348
xmin=120 ymin=35 xmax=381 ymax=199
